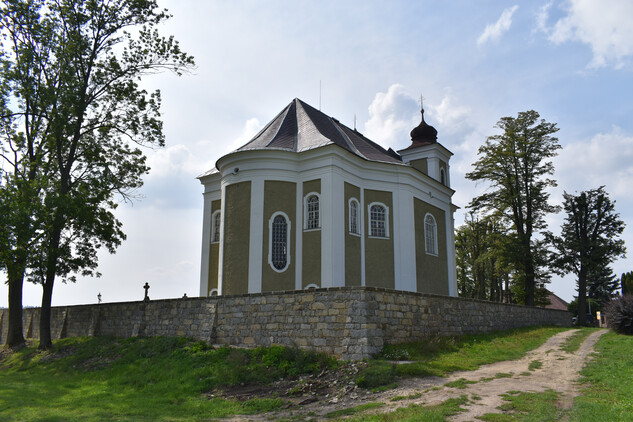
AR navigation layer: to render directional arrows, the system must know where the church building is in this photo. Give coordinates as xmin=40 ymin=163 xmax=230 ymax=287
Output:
xmin=198 ymin=98 xmax=457 ymax=296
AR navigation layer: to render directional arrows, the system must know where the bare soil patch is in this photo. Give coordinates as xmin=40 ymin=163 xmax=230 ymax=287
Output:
xmin=222 ymin=328 xmax=607 ymax=421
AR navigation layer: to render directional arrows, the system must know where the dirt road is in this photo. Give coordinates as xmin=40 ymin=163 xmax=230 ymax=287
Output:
xmin=228 ymin=328 xmax=607 ymax=421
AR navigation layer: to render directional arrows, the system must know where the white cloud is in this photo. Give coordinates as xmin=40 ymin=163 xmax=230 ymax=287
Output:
xmin=363 ymin=84 xmax=418 ymax=150
xmin=225 ymin=117 xmax=262 ymax=153
xmin=429 ymin=90 xmax=472 ymax=135
xmin=546 ymin=0 xmax=633 ymax=68
xmin=477 ymin=5 xmax=519 ymax=46
xmin=535 ymin=1 xmax=553 ymax=33
xmin=554 ymin=126 xmax=633 ymax=197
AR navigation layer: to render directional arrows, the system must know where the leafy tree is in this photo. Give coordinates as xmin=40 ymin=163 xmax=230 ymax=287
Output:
xmin=549 ymin=187 xmax=626 ymax=326
xmin=455 ymin=213 xmax=511 ymax=302
xmin=622 ymin=271 xmax=633 ymax=295
xmin=466 ymin=110 xmax=561 ymax=306
xmin=0 ymin=0 xmax=194 ymax=349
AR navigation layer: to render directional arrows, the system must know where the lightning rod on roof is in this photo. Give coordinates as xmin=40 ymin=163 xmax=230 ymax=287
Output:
xmin=354 ymin=114 xmax=356 ymax=130
xmin=319 ymin=80 xmax=322 ymax=110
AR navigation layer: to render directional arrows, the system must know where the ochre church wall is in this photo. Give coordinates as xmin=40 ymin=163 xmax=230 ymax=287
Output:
xmin=414 ymin=197 xmax=449 ymax=295
xmin=262 ymin=180 xmax=296 ymax=291
xmin=223 ymin=182 xmax=251 ymax=294
xmin=364 ymin=189 xmax=395 ymax=289
xmin=1 ymin=287 xmax=570 ymax=361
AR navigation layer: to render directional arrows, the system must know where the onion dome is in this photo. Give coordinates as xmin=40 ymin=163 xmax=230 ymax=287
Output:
xmin=409 ymin=104 xmax=437 ymax=146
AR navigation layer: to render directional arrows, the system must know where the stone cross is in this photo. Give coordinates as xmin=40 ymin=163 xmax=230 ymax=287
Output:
xmin=143 ymin=282 xmax=150 ymax=302
xmin=97 ymin=292 xmax=102 ymax=304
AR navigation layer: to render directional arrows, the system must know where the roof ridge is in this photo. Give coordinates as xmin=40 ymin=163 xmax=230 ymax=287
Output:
xmin=265 ymin=101 xmax=295 ymax=148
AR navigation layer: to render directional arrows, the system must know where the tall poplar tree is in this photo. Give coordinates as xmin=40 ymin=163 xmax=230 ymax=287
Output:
xmin=549 ymin=187 xmax=626 ymax=325
xmin=0 ymin=0 xmax=194 ymax=348
xmin=466 ymin=110 xmax=561 ymax=306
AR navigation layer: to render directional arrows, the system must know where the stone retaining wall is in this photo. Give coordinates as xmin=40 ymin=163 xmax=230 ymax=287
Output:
xmin=0 ymin=287 xmax=570 ymax=360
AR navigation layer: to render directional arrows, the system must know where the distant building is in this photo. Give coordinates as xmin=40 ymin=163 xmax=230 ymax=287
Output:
xmin=544 ymin=291 xmax=569 ymax=311
xmin=198 ymin=98 xmax=457 ymax=296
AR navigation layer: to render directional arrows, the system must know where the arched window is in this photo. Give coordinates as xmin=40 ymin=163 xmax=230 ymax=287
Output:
xmin=368 ymin=203 xmax=389 ymax=238
xmin=304 ymin=193 xmax=320 ymax=230
xmin=211 ymin=210 xmax=221 ymax=243
xmin=424 ymin=213 xmax=438 ymax=255
xmin=269 ymin=212 xmax=291 ymax=272
xmin=440 ymin=168 xmax=446 ymax=185
xmin=349 ymin=198 xmax=360 ymax=235
xmin=209 ymin=288 xmax=218 ymax=296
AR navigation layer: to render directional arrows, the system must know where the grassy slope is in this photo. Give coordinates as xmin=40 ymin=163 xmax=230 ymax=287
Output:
xmin=570 ymin=331 xmax=633 ymax=421
xmin=0 ymin=327 xmax=572 ymax=421
xmin=0 ymin=336 xmax=331 ymax=421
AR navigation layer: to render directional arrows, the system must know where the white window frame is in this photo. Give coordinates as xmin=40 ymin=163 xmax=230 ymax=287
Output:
xmin=303 ymin=192 xmax=321 ymax=231
xmin=367 ymin=202 xmax=389 ymax=238
xmin=424 ymin=212 xmax=438 ymax=256
xmin=211 ymin=210 xmax=221 ymax=243
xmin=208 ymin=288 xmax=219 ymax=296
xmin=268 ymin=211 xmax=291 ymax=272
xmin=304 ymin=283 xmax=320 ymax=289
xmin=348 ymin=197 xmax=360 ymax=236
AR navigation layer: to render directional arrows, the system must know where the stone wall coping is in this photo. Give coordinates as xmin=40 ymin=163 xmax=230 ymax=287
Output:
xmin=8 ymin=286 xmax=569 ymax=315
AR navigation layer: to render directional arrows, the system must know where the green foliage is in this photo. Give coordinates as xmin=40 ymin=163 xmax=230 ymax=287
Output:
xmin=355 ymin=362 xmax=397 ymax=389
xmin=466 ymin=110 xmax=561 ymax=306
xmin=621 ymin=271 xmax=633 ymax=295
xmin=528 ymin=360 xmax=542 ymax=371
xmin=570 ymin=331 xmax=633 ymax=421
xmin=363 ymin=327 xmax=566 ymax=388
xmin=480 ymin=390 xmax=562 ymax=421
xmin=0 ymin=0 xmax=194 ymax=349
xmin=0 ymin=336 xmax=335 ymax=420
xmin=455 ymin=213 xmax=512 ymax=302
xmin=605 ymin=295 xmax=633 ymax=335
xmin=567 ymin=298 xmax=601 ymax=318
xmin=560 ymin=328 xmax=596 ymax=353
xmin=342 ymin=396 xmax=468 ymax=422
xmin=549 ymin=187 xmax=626 ymax=325
xmin=326 ymin=402 xmax=384 ymax=418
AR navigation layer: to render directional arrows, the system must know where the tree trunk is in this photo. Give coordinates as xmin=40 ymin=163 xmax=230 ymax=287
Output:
xmin=38 ymin=221 xmax=63 ymax=351
xmin=39 ymin=277 xmax=55 ymax=350
xmin=6 ymin=265 xmax=26 ymax=348
xmin=577 ymin=268 xmax=588 ymax=326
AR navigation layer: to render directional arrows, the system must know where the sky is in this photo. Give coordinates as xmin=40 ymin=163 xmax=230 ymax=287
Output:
xmin=2 ymin=0 xmax=633 ymax=307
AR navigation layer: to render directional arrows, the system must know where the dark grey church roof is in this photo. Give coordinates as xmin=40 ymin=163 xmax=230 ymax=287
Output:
xmin=235 ymin=98 xmax=403 ymax=165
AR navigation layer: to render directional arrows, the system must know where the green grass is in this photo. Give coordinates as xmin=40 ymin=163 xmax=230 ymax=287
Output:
xmin=445 ymin=378 xmax=477 ymax=389
xmin=390 ymin=392 xmax=422 ymax=401
xmin=326 ymin=402 xmax=384 ymax=418
xmin=0 ymin=336 xmax=334 ymax=421
xmin=528 ymin=360 xmax=542 ymax=371
xmin=334 ymin=396 xmax=468 ymax=422
xmin=367 ymin=327 xmax=567 ymax=385
xmin=479 ymin=390 xmax=563 ymax=421
xmin=569 ymin=331 xmax=633 ymax=421
xmin=560 ymin=327 xmax=596 ymax=353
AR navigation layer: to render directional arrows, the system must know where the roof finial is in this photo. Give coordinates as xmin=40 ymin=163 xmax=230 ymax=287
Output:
xmin=420 ymin=94 xmax=424 ymax=113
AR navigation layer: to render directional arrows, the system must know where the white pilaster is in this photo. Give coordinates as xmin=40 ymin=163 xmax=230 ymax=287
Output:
xmin=295 ymin=181 xmax=303 ymax=290
xmin=217 ymin=184 xmax=226 ymax=295
xmin=321 ymin=171 xmax=345 ymax=287
xmin=446 ymin=207 xmax=458 ymax=296
xmin=199 ymin=192 xmax=213 ymax=297
xmin=428 ymin=157 xmax=440 ymax=181
xmin=248 ymin=178 xmax=265 ymax=293
xmin=395 ymin=188 xmax=416 ymax=292
xmin=360 ymin=188 xmax=366 ymax=286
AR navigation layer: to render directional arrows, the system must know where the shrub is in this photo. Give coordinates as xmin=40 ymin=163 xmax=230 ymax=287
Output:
xmin=355 ymin=362 xmax=397 ymax=388
xmin=605 ymin=295 xmax=633 ymax=335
